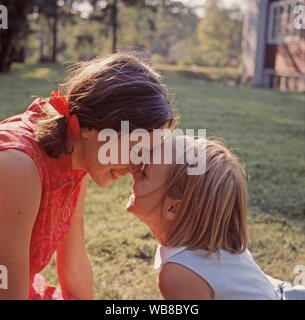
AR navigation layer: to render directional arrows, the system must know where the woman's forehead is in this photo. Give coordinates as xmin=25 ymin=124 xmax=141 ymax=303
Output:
xmin=146 ymin=161 xmax=172 ymax=179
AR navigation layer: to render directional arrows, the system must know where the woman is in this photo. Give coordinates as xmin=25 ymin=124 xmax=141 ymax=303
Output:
xmin=0 ymin=52 xmax=176 ymax=299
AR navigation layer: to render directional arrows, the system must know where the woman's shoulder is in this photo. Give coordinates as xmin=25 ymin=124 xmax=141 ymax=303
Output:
xmin=0 ymin=149 xmax=42 ymax=218
xmin=0 ymin=101 xmax=49 ymax=183
xmin=0 ymin=149 xmax=41 ymax=184
xmin=0 ymin=149 xmax=42 ymax=260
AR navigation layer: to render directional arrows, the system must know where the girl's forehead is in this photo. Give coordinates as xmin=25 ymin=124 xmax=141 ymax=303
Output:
xmin=141 ymin=135 xmax=195 ymax=173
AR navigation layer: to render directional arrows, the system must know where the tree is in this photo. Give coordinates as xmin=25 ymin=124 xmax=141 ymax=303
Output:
xmin=33 ymin=0 xmax=87 ymax=63
xmin=89 ymin=0 xmax=159 ymax=53
xmin=0 ymin=0 xmax=34 ymax=72
xmin=197 ymin=0 xmax=243 ymax=66
xmin=151 ymin=1 xmax=198 ymax=59
xmin=34 ymin=0 xmax=59 ymax=62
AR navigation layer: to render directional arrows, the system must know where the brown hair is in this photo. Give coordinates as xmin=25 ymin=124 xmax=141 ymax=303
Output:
xmin=164 ymin=137 xmax=248 ymax=255
xmin=35 ymin=52 xmax=178 ymax=158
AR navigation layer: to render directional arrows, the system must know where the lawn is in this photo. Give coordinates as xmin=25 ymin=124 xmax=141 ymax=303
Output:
xmin=0 ymin=63 xmax=305 ymax=299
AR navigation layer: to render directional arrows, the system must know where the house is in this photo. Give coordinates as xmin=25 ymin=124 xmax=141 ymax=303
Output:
xmin=242 ymin=0 xmax=305 ymax=92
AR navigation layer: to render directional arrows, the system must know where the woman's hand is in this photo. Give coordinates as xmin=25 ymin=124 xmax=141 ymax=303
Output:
xmin=56 ymin=174 xmax=94 ymax=300
xmin=0 ymin=150 xmax=41 ymax=299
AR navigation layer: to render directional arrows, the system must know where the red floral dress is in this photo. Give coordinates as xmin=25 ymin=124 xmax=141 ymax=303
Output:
xmin=0 ymin=99 xmax=88 ymax=299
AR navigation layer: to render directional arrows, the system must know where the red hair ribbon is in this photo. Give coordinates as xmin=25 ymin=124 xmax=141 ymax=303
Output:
xmin=49 ymin=91 xmax=81 ymax=138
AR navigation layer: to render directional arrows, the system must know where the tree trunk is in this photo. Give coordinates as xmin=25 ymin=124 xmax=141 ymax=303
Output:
xmin=0 ymin=31 xmax=13 ymax=72
xmin=51 ymin=3 xmax=57 ymax=63
xmin=39 ymin=16 xmax=45 ymax=62
xmin=112 ymin=0 xmax=118 ymax=53
xmin=0 ymin=0 xmax=30 ymax=72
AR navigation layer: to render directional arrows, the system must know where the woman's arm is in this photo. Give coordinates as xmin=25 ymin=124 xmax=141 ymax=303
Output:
xmin=0 ymin=150 xmax=41 ymax=300
xmin=158 ymin=262 xmax=214 ymax=300
xmin=56 ymin=174 xmax=94 ymax=300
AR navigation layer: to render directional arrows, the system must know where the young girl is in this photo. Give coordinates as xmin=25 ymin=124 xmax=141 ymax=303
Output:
xmin=0 ymin=52 xmax=176 ymax=300
xmin=126 ymin=136 xmax=305 ymax=300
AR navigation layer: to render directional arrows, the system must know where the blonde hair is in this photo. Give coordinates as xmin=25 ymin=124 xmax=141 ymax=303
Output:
xmin=164 ymin=137 xmax=248 ymax=255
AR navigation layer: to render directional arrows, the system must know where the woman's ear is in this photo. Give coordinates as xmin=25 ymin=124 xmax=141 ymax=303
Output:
xmin=164 ymin=200 xmax=181 ymax=222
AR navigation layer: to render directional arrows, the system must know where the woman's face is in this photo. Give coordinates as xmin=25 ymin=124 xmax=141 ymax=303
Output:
xmin=78 ymin=130 xmax=141 ymax=188
xmin=78 ymin=122 xmax=171 ymax=188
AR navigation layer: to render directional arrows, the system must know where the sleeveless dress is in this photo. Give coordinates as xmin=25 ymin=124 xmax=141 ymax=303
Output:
xmin=154 ymin=245 xmax=305 ymax=300
xmin=0 ymin=98 xmax=88 ymax=300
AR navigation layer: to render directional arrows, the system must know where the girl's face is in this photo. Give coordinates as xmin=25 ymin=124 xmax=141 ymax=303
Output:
xmin=126 ymin=142 xmax=180 ymax=238
xmin=126 ymin=161 xmax=170 ymax=219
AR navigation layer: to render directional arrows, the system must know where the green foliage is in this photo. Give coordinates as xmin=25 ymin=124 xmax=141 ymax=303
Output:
xmin=2 ymin=0 xmax=245 ymax=68
xmin=116 ymin=2 xmax=198 ymax=59
xmin=25 ymin=0 xmax=201 ymax=64
xmin=195 ymin=0 xmax=243 ymax=67
xmin=1 ymin=0 xmax=246 ymax=71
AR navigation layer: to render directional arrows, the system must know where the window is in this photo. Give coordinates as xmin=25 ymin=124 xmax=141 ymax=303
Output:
xmin=267 ymin=0 xmax=303 ymax=44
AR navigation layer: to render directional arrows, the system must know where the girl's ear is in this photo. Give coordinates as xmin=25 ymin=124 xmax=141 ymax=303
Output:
xmin=164 ymin=200 xmax=181 ymax=222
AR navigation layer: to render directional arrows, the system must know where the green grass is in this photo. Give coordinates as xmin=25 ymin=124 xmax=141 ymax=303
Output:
xmin=155 ymin=63 xmax=242 ymax=86
xmin=0 ymin=63 xmax=305 ymax=299
xmin=0 ymin=63 xmax=67 ymax=119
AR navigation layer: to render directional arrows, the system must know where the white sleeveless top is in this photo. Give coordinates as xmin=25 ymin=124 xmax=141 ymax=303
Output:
xmin=154 ymin=245 xmax=280 ymax=300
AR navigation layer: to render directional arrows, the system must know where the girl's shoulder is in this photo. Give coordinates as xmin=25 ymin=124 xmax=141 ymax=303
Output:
xmin=158 ymin=258 xmax=215 ymax=300
xmin=155 ymin=245 xmax=278 ymax=300
xmin=154 ymin=244 xmax=253 ymax=269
